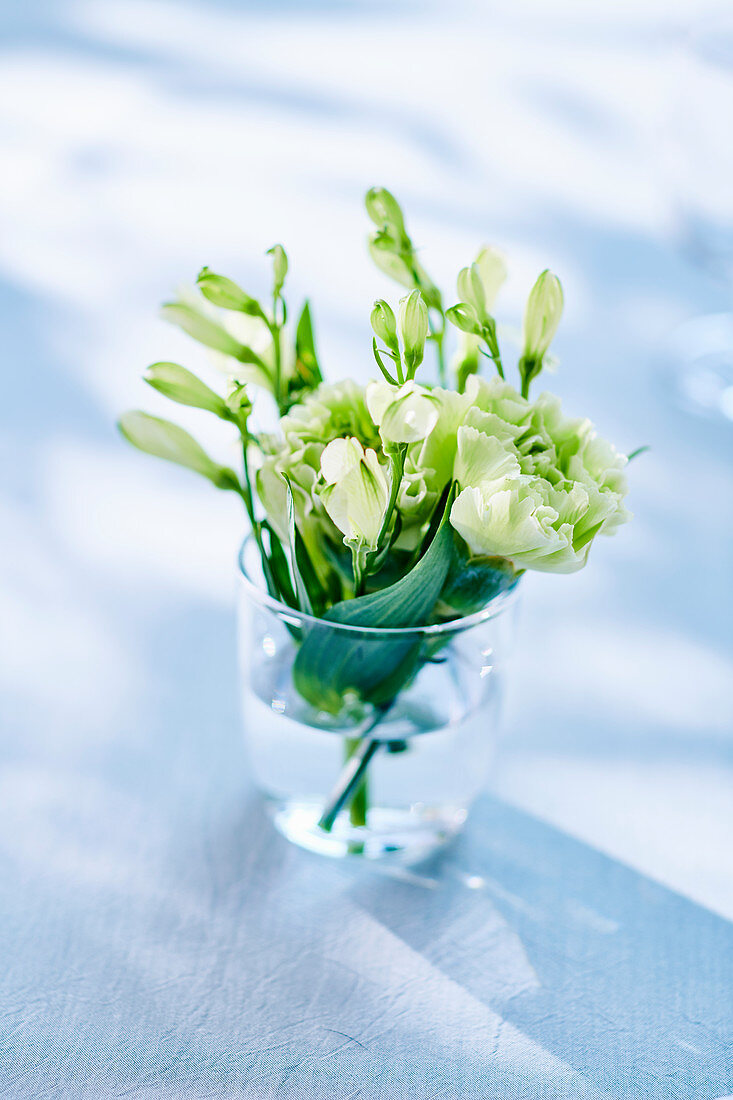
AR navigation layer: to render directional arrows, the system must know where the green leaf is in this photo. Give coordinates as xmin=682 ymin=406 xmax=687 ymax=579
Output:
xmin=144 ymin=361 xmax=229 ymax=417
xmin=283 ymin=477 xmax=313 ymax=615
xmin=283 ymin=476 xmax=328 ymax=616
xmin=262 ymin=521 xmax=297 ymax=610
xmin=436 ymin=532 xmax=519 ymax=617
xmin=118 ymin=411 xmax=239 ymax=490
xmin=627 ymin=445 xmax=649 ymax=462
xmin=290 ymin=300 xmax=323 ymax=397
xmin=293 ymin=514 xmax=455 ymax=713
xmin=196 ymin=268 xmax=265 ymax=317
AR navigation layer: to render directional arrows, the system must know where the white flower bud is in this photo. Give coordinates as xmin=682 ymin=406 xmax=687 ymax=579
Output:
xmin=522 ymin=270 xmax=563 ymax=360
xmin=319 ymin=437 xmax=389 ymax=551
xmin=474 ymin=246 xmax=507 ymax=310
xmin=457 ymin=265 xmax=486 ymax=317
xmin=366 ymin=380 xmax=439 ymax=444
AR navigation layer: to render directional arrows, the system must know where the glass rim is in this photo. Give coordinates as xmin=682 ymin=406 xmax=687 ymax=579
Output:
xmin=237 ymin=535 xmax=519 ymax=638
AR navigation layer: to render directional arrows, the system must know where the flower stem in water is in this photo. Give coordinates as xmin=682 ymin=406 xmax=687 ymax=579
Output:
xmin=344 ymin=737 xmax=368 ymax=827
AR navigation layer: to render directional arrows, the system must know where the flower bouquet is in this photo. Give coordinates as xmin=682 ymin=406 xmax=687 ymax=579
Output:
xmin=120 ymin=188 xmax=632 ymax=859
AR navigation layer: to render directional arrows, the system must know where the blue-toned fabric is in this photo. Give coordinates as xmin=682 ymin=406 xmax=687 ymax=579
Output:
xmin=1 ymin=0 xmax=732 ymax=1096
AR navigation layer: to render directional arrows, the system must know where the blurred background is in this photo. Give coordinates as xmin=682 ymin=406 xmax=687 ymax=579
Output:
xmin=1 ymin=0 xmax=732 ymax=921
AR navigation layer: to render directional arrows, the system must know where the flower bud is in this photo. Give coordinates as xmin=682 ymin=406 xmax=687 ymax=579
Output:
xmin=196 ymin=269 xmax=263 ymax=316
xmin=397 ymin=289 xmax=429 ymax=373
xmin=446 ymin=302 xmax=482 ymax=336
xmin=118 ymin=411 xmax=238 ymax=490
xmin=457 ymin=265 xmax=486 ymax=317
xmin=522 ymin=270 xmax=563 ymax=360
xmin=266 ymin=244 xmax=288 ymax=298
xmin=160 ymin=301 xmax=250 ymax=359
xmin=474 ymin=246 xmax=507 ymax=310
xmin=225 ymin=381 xmax=253 ymax=429
xmin=319 ymin=437 xmax=389 ymax=551
xmin=366 ymin=380 xmax=439 ymax=444
xmin=144 ymin=361 xmax=228 ymax=417
xmin=365 ymin=187 xmax=406 ymax=235
xmin=370 ymin=299 xmax=399 ymax=353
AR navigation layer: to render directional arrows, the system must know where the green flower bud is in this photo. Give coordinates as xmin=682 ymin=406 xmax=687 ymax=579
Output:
xmin=370 ymin=299 xmax=399 ymax=353
xmin=446 ymin=302 xmax=482 ymax=335
xmin=522 ymin=270 xmax=563 ymax=360
xmin=225 ymin=381 xmax=253 ymax=430
xmin=398 ymin=289 xmax=429 ymax=374
xmin=457 ymin=265 xmax=486 ymax=317
xmin=368 ymin=238 xmax=413 ymax=289
xmin=144 ymin=361 xmax=228 ymax=417
xmin=196 ymin=268 xmax=264 ymax=316
xmin=118 ymin=411 xmax=238 ymax=490
xmin=267 ymin=244 xmax=288 ymax=298
xmin=160 ymin=302 xmax=249 ymax=359
xmin=365 ymin=187 xmax=405 ymax=235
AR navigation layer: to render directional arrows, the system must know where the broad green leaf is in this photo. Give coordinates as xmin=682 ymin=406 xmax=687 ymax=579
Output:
xmin=144 ymin=362 xmax=229 ymax=417
xmin=293 ymin=516 xmax=455 ymax=713
xmin=436 ymin=532 xmax=519 ymax=617
xmin=118 ymin=411 xmax=239 ymax=490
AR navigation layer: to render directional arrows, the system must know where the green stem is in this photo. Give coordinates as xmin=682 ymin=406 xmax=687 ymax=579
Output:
xmin=375 ymin=447 xmax=405 ymax=551
xmin=271 ymin=301 xmax=284 ymax=412
xmin=434 ymin=322 xmax=446 ymax=386
xmin=318 ymin=706 xmax=390 ymax=833
xmin=483 ymin=321 xmax=504 ymax=379
xmin=344 ymin=737 xmax=368 ymax=827
xmin=239 ymin=440 xmax=277 ymax=598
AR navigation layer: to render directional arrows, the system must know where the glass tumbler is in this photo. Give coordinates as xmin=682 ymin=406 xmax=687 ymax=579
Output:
xmin=238 ymin=537 xmax=518 ymax=861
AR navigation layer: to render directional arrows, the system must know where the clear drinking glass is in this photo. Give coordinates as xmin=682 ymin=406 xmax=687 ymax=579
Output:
xmin=237 ymin=537 xmax=518 ymax=861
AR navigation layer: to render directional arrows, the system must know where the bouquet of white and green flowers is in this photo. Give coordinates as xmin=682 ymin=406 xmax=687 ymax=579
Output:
xmin=120 ymin=188 xmax=632 ymax=851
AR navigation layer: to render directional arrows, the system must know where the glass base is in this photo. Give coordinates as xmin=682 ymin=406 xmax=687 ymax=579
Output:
xmin=267 ymin=799 xmax=467 ymax=861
